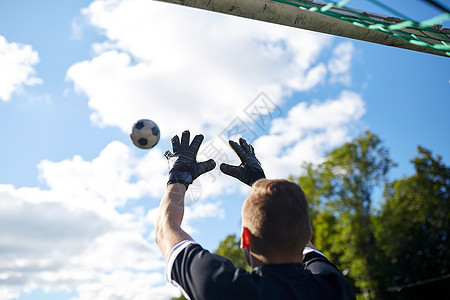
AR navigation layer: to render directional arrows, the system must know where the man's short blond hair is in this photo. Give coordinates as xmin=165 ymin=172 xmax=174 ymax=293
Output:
xmin=242 ymin=179 xmax=310 ymax=259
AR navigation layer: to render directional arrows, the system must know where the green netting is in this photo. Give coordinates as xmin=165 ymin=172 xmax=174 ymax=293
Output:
xmin=271 ymin=0 xmax=450 ymax=56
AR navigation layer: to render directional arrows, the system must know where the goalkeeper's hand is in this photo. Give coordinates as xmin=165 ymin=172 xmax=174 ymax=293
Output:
xmin=164 ymin=130 xmax=216 ymax=189
xmin=220 ymin=138 xmax=265 ymax=186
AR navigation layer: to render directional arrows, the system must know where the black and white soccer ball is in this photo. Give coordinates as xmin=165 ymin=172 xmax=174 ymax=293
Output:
xmin=130 ymin=119 xmax=160 ymax=149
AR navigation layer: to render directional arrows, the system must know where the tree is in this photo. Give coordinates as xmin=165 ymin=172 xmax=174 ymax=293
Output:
xmin=375 ymin=146 xmax=450 ymax=299
xmin=171 ymin=293 xmax=187 ymax=300
xmin=295 ymin=131 xmax=395 ymax=299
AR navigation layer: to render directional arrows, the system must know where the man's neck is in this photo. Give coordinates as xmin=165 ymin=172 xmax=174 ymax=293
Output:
xmin=250 ymin=253 xmax=302 ymax=267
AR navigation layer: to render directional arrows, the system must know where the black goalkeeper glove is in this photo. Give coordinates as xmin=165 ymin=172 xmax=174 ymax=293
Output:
xmin=164 ymin=130 xmax=216 ymax=189
xmin=220 ymin=138 xmax=265 ymax=186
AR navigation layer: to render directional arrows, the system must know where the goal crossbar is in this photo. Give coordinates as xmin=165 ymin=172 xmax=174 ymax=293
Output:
xmin=156 ymin=0 xmax=450 ymax=57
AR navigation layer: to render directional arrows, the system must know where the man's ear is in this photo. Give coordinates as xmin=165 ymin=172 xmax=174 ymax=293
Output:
xmin=241 ymin=226 xmax=251 ymax=249
xmin=307 ymin=226 xmax=313 ymax=243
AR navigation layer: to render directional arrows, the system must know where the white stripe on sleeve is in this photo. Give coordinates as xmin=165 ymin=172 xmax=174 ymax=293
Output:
xmin=165 ymin=240 xmax=197 ymax=284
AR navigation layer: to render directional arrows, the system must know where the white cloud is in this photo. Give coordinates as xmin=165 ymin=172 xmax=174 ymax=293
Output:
xmin=255 ymin=90 xmax=366 ymax=179
xmin=34 ymin=141 xmax=171 ymax=211
xmin=74 ymin=270 xmax=175 ymax=300
xmin=328 ymin=41 xmax=354 ymax=86
xmin=0 ymin=35 xmax=42 ymax=101
xmin=182 ymin=201 xmax=225 ymax=234
xmin=0 ymin=140 xmax=225 ymax=299
xmin=66 ymin=0 xmax=332 ymax=137
xmin=0 ymin=288 xmax=18 ymax=300
xmin=157 ymin=89 xmax=366 ymax=199
xmin=63 ymin=0 xmax=363 ymax=198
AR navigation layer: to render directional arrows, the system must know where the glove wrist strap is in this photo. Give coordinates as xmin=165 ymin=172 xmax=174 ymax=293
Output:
xmin=168 ymin=172 xmax=193 ymax=189
xmin=248 ymin=174 xmax=266 ymax=186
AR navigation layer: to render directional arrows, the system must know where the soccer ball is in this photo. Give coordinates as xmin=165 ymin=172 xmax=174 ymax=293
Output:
xmin=130 ymin=119 xmax=160 ymax=149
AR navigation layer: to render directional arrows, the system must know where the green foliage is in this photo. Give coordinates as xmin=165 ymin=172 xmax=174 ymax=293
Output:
xmin=295 ymin=133 xmax=449 ymax=299
xmin=296 ymin=131 xmax=395 ymax=298
xmin=375 ymin=146 xmax=450 ymax=296
xmin=311 ymin=211 xmax=342 ymax=265
xmin=171 ymin=294 xmax=187 ymax=300
xmin=214 ymin=234 xmax=252 ymax=272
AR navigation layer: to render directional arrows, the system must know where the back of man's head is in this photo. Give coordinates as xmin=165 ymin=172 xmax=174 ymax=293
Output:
xmin=242 ymin=179 xmax=310 ymax=261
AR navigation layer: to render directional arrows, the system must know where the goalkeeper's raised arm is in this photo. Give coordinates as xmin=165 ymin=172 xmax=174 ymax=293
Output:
xmin=155 ymin=131 xmax=355 ymax=300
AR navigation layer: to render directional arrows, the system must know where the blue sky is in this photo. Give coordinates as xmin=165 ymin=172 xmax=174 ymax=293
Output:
xmin=0 ymin=0 xmax=449 ymax=299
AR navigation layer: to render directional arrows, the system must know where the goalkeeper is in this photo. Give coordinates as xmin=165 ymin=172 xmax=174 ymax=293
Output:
xmin=156 ymin=130 xmax=355 ymax=300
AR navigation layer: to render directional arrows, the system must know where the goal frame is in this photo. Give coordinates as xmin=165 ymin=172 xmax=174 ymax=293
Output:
xmin=156 ymin=0 xmax=449 ymax=57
